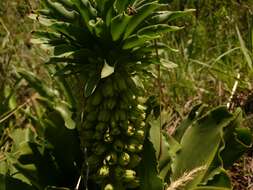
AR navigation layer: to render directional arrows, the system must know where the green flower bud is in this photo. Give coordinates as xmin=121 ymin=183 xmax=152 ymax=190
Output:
xmin=140 ymin=121 xmax=146 ymax=128
xmin=134 ymin=129 xmax=145 ymax=141
xmin=123 ymin=170 xmax=136 ymax=182
xmin=111 ymin=120 xmax=117 ymax=128
xmin=86 ymin=110 xmax=98 ymax=121
xmin=118 ymin=109 xmax=127 ymax=121
xmin=98 ymin=165 xmax=110 ymax=177
xmin=118 ymin=152 xmax=130 ymax=166
xmin=95 ymin=122 xmax=107 ymax=132
xmin=116 ymin=75 xmax=127 ymax=91
xmin=111 ymin=127 xmax=121 ymax=135
xmin=128 ymin=154 xmax=141 ymax=168
xmin=113 ymin=140 xmax=124 ymax=152
xmin=98 ymin=110 xmax=110 ymax=122
xmin=103 ymin=152 xmax=117 ymax=165
xmin=126 ymin=140 xmax=143 ymax=153
xmin=87 ymin=155 xmax=100 ymax=169
xmin=104 ymin=132 xmax=113 ymax=143
xmin=104 ymin=184 xmax=114 ymax=190
xmin=91 ymin=90 xmax=102 ymax=106
xmin=127 ymin=179 xmax=140 ymax=188
xmin=141 ymin=113 xmax=146 ymax=120
xmin=94 ymin=131 xmax=103 ymax=140
xmin=102 ymin=78 xmax=114 ymax=97
xmin=137 ymin=97 xmax=146 ymax=104
xmin=126 ymin=125 xmax=135 ymax=136
xmin=114 ymin=166 xmax=124 ymax=179
xmin=83 ymin=121 xmax=94 ymax=129
xmin=106 ymin=98 xmax=117 ymax=109
xmin=80 ymin=130 xmax=93 ymax=140
xmin=93 ymin=143 xmax=107 ymax=155
xmin=137 ymin=104 xmax=146 ymax=111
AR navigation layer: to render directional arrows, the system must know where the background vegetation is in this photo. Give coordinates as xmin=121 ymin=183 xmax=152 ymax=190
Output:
xmin=0 ymin=0 xmax=253 ymax=189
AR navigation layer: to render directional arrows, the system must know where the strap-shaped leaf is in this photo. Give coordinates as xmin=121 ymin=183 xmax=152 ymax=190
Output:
xmin=84 ymin=74 xmax=100 ymax=97
xmin=123 ymin=2 xmax=162 ymax=39
xmin=58 ymin=0 xmax=75 ymax=9
xmin=122 ymin=34 xmax=153 ymax=50
xmin=123 ymin=25 xmax=182 ymax=49
xmin=43 ymin=0 xmax=77 ymax=21
xmin=32 ymin=31 xmax=61 ymax=43
xmin=111 ymin=13 xmax=131 ymax=41
xmin=137 ymin=24 xmax=183 ymax=38
xmin=54 ymin=44 xmax=79 ymax=56
xmin=50 ymin=22 xmax=90 ymax=44
xmin=113 ymin=0 xmax=129 ymax=13
xmin=29 ymin=14 xmax=56 ymax=26
xmin=72 ymin=0 xmax=97 ymax=32
xmin=151 ymin=9 xmax=195 ymax=23
xmin=19 ymin=70 xmax=56 ymax=99
xmin=106 ymin=6 xmax=114 ymax=27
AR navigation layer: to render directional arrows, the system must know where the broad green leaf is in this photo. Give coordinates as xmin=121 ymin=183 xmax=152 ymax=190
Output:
xmin=221 ymin=126 xmax=252 ymax=168
xmin=149 ymin=117 xmax=180 ymax=180
xmin=173 ymin=104 xmax=207 ymax=141
xmin=202 ymin=108 xmax=251 ymax=183
xmin=149 ymin=118 xmax=161 ymax=159
xmin=139 ymin=139 xmax=163 ymax=190
xmin=205 ymin=168 xmax=231 ymax=188
xmin=123 ymin=2 xmax=162 ymax=39
xmin=171 ymin=106 xmax=234 ymax=189
xmin=158 ymin=134 xmax=180 ymax=180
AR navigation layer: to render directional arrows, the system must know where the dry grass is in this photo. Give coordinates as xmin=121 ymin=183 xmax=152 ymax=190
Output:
xmin=167 ymin=165 xmax=207 ymax=190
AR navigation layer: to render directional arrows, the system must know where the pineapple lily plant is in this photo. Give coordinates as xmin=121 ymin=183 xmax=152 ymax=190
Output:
xmin=30 ymin=0 xmax=183 ymax=189
xmin=9 ymin=0 xmax=250 ymax=190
